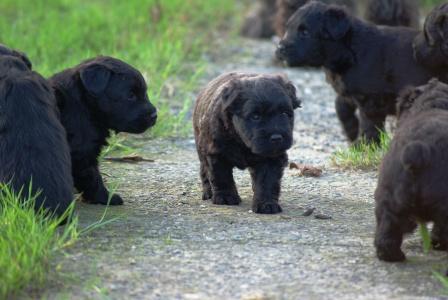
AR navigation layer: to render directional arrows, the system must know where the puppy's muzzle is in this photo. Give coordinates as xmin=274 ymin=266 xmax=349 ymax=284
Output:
xmin=276 ymin=42 xmax=289 ymax=60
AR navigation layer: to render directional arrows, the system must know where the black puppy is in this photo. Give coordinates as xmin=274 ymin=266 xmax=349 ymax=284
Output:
xmin=0 ymin=56 xmax=73 ymax=217
xmin=276 ymin=1 xmax=432 ymax=143
xmin=413 ymin=3 xmax=448 ymax=78
xmin=0 ymin=44 xmax=32 ymax=70
xmin=374 ymin=79 xmax=448 ymax=262
xmin=49 ymin=56 xmax=157 ymax=205
xmin=274 ymin=0 xmax=356 ymax=38
xmin=193 ymin=72 xmax=300 ymax=214
xmin=365 ymin=0 xmax=419 ymax=28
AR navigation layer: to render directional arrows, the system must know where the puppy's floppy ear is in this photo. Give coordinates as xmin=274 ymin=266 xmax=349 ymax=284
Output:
xmin=323 ymin=7 xmax=351 ymax=40
xmin=396 ymin=85 xmax=425 ymax=119
xmin=11 ymin=50 xmax=32 ymax=70
xmin=276 ymin=74 xmax=301 ymax=109
xmin=221 ymin=79 xmax=241 ymax=113
xmin=80 ymin=63 xmax=111 ymax=96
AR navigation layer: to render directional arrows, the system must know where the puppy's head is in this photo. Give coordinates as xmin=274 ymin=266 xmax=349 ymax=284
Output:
xmin=397 ymin=79 xmax=448 ymax=120
xmin=221 ymin=73 xmax=301 ymax=157
xmin=276 ymin=1 xmax=352 ymax=67
xmin=413 ymin=3 xmax=448 ymax=69
xmin=0 ymin=44 xmax=32 ymax=70
xmin=0 ymin=56 xmax=30 ymax=78
xmin=78 ymin=56 xmax=157 ymax=134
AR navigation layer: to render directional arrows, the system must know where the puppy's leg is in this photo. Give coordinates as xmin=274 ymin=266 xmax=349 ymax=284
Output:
xmin=206 ymin=155 xmax=241 ymax=205
xmin=374 ymin=201 xmax=410 ymax=262
xmin=199 ymin=155 xmax=212 ymax=200
xmin=249 ymin=158 xmax=285 ymax=214
xmin=431 ymin=212 xmax=448 ymax=251
xmin=358 ymin=109 xmax=386 ymax=144
xmin=335 ymin=96 xmax=359 ymax=142
xmin=74 ymin=166 xmax=123 ymax=205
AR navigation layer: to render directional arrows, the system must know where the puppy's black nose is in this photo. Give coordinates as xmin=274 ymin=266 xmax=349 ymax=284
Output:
xmin=270 ymin=134 xmax=283 ymax=144
xmin=150 ymin=111 xmax=157 ymax=120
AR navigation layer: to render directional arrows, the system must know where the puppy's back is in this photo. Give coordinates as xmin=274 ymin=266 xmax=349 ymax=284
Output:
xmin=0 ymin=71 xmax=73 ymax=216
xmin=365 ymin=0 xmax=419 ymax=28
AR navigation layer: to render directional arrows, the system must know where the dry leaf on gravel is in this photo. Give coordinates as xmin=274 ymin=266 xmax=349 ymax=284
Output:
xmin=289 ymin=162 xmax=323 ymax=177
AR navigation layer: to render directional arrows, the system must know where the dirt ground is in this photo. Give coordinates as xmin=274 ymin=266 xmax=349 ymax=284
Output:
xmin=43 ymin=38 xmax=447 ymax=300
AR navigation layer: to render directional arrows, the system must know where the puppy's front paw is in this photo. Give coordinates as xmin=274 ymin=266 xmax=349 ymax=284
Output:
xmin=212 ymin=192 xmax=241 ymax=206
xmin=202 ymin=188 xmax=213 ymax=200
xmin=376 ymin=247 xmax=406 ymax=262
xmin=253 ymin=202 xmax=282 ymax=214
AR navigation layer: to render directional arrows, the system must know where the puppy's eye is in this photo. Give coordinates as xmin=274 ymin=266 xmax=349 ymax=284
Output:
xmin=251 ymin=113 xmax=261 ymax=121
xmin=298 ymin=25 xmax=309 ymax=37
xmin=282 ymin=111 xmax=292 ymax=118
xmin=127 ymin=92 xmax=137 ymax=102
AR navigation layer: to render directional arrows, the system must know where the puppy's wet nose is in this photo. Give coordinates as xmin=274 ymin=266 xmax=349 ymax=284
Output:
xmin=150 ymin=110 xmax=157 ymax=120
xmin=270 ymin=134 xmax=283 ymax=144
xmin=276 ymin=43 xmax=287 ymax=59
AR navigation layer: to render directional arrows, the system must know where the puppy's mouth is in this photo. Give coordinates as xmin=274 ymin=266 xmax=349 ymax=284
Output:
xmin=125 ymin=111 xmax=158 ymax=134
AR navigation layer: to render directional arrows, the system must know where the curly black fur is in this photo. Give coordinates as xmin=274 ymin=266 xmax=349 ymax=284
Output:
xmin=193 ymin=72 xmax=301 ymax=214
xmin=49 ymin=56 xmax=157 ymax=205
xmin=375 ymin=79 xmax=448 ymax=262
xmin=0 ymin=44 xmax=32 ymax=70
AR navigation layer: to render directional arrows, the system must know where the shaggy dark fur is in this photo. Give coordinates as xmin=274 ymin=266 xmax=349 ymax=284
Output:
xmin=49 ymin=56 xmax=157 ymax=205
xmin=193 ymin=72 xmax=301 ymax=214
xmin=241 ymin=0 xmax=277 ymax=39
xmin=276 ymin=1 xmax=433 ymax=143
xmin=365 ymin=0 xmax=420 ymax=28
xmin=0 ymin=56 xmax=73 ymax=217
xmin=0 ymin=44 xmax=32 ymax=70
xmin=374 ymin=79 xmax=448 ymax=262
xmin=413 ymin=3 xmax=448 ymax=77
xmin=274 ymin=0 xmax=356 ymax=38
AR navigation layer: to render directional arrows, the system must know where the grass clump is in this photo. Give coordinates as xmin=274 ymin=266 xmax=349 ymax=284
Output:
xmin=0 ymin=0 xmax=238 ymax=138
xmin=0 ymin=184 xmax=78 ymax=299
xmin=331 ymin=131 xmax=391 ymax=171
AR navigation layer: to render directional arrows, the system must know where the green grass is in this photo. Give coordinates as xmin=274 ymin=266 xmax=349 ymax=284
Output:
xmin=331 ymin=131 xmax=392 ymax=171
xmin=0 ymin=0 xmax=237 ymax=138
xmin=0 ymin=184 xmax=78 ymax=299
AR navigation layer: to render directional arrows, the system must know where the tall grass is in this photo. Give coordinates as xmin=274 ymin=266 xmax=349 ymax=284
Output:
xmin=0 ymin=184 xmax=78 ymax=299
xmin=331 ymin=131 xmax=391 ymax=171
xmin=0 ymin=0 xmax=237 ymax=137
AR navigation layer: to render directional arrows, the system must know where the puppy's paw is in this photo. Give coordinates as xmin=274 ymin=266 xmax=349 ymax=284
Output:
xmin=212 ymin=192 xmax=241 ymax=206
xmin=109 ymin=194 xmax=124 ymax=205
xmin=253 ymin=202 xmax=282 ymax=214
xmin=376 ymin=247 xmax=406 ymax=262
xmin=202 ymin=188 xmax=213 ymax=200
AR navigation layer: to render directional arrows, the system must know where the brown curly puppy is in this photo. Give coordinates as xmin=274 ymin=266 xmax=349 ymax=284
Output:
xmin=375 ymin=79 xmax=448 ymax=262
xmin=193 ymin=72 xmax=301 ymax=214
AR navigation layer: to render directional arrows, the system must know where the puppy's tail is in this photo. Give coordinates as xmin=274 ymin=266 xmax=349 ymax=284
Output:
xmin=401 ymin=141 xmax=431 ymax=173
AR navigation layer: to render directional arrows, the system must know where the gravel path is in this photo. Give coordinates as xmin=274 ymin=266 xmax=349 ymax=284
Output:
xmin=44 ymin=38 xmax=447 ymax=300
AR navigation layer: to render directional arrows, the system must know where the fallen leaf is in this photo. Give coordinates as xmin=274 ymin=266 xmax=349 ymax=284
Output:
xmin=289 ymin=162 xmax=323 ymax=177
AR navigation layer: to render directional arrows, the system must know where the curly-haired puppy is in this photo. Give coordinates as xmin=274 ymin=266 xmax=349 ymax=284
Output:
xmin=0 ymin=56 xmax=73 ymax=217
xmin=276 ymin=1 xmax=432 ymax=143
xmin=413 ymin=3 xmax=448 ymax=78
xmin=365 ymin=0 xmax=420 ymax=28
xmin=374 ymin=79 xmax=448 ymax=262
xmin=241 ymin=0 xmax=277 ymax=39
xmin=49 ymin=56 xmax=157 ymax=205
xmin=0 ymin=44 xmax=32 ymax=70
xmin=274 ymin=0 xmax=356 ymax=38
xmin=193 ymin=72 xmax=301 ymax=214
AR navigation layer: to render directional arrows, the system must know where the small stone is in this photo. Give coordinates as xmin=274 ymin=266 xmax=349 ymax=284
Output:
xmin=302 ymin=207 xmax=315 ymax=217
xmin=314 ymin=214 xmax=332 ymax=220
